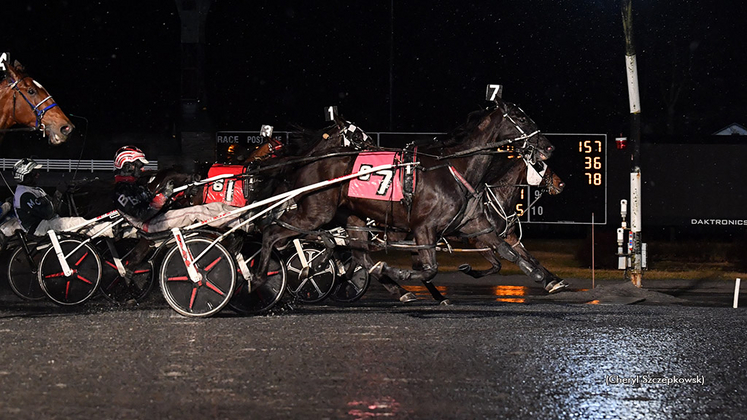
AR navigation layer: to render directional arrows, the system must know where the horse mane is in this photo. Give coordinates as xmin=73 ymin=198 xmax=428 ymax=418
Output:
xmin=420 ymin=103 xmax=500 ymax=152
xmin=286 ymin=123 xmax=326 ymax=156
xmin=286 ymin=123 xmax=346 ymax=157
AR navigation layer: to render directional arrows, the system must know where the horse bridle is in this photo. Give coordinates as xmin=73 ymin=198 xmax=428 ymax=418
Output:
xmin=497 ymin=102 xmax=544 ymax=164
xmin=7 ymin=76 xmax=58 ymax=131
xmin=341 ymin=122 xmax=370 ymax=150
xmin=322 ymin=122 xmax=371 ymax=150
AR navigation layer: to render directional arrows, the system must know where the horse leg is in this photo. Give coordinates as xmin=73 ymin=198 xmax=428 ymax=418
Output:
xmin=499 ymin=234 xmax=569 ymax=294
xmin=346 ymin=216 xmax=415 ymax=302
xmin=458 ymin=250 xmax=503 ymax=278
xmin=413 ymin=245 xmax=448 ymax=304
xmin=369 ymin=230 xmax=448 ymax=305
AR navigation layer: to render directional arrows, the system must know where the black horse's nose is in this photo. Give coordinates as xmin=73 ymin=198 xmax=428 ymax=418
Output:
xmin=546 ymin=144 xmax=555 ymax=153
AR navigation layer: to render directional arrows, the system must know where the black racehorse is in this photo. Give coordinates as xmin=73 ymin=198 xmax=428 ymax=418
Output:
xmin=341 ymin=152 xmax=568 ymax=302
xmin=253 ymin=98 xmax=556 ymax=304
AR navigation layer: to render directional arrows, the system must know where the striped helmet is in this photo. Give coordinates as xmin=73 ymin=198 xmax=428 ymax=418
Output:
xmin=13 ymin=158 xmax=43 ymax=182
xmin=114 ymin=146 xmax=149 ymax=170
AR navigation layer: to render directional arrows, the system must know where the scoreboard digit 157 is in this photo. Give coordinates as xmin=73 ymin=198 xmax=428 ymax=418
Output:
xmin=517 ymin=133 xmax=607 ymax=225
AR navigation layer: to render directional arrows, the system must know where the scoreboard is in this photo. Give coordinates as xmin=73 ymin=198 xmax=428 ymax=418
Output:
xmin=517 ymin=133 xmax=607 ymax=225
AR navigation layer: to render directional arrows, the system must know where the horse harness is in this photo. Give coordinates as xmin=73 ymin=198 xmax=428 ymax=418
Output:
xmin=6 ymin=76 xmax=59 ymax=131
xmin=483 ymin=159 xmax=553 ymax=240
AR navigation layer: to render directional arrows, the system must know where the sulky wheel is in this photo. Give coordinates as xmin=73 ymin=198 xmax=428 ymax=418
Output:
xmin=328 ymin=249 xmax=370 ymax=303
xmin=7 ymin=246 xmax=46 ymax=301
xmin=38 ymin=238 xmax=102 ymax=306
xmin=229 ymin=241 xmax=287 ymax=315
xmin=98 ymin=238 xmax=155 ymax=305
xmin=285 ymin=244 xmax=336 ymax=303
xmin=159 ymin=237 xmax=235 ymax=317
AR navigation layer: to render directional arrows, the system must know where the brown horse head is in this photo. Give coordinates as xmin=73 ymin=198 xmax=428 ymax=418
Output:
xmin=533 ymin=162 xmax=564 ymax=195
xmin=1 ymin=59 xmax=74 ymax=144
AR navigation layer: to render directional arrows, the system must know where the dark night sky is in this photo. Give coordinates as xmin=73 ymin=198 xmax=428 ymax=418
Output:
xmin=2 ymin=0 xmax=745 ymax=159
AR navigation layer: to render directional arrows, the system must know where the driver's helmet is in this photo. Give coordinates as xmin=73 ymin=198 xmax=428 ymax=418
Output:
xmin=114 ymin=146 xmax=149 ymax=170
xmin=13 ymin=158 xmax=43 ymax=182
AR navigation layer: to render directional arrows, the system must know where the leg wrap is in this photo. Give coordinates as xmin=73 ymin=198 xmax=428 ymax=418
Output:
xmin=458 ymin=264 xmax=473 ymax=273
xmin=496 ymin=241 xmax=520 ymax=263
xmin=387 ymin=266 xmax=412 ymax=282
xmin=517 ymin=258 xmax=547 ymax=283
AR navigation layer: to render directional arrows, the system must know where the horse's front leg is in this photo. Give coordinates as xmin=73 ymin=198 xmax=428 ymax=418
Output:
xmin=502 ymin=234 xmax=569 ymax=294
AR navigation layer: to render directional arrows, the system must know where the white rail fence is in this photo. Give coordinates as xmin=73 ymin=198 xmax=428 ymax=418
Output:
xmin=0 ymin=158 xmax=159 ymax=172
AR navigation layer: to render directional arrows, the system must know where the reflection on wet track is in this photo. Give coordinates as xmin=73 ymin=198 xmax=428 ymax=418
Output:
xmin=1 ymin=274 xmax=744 ymax=418
xmin=401 ymin=284 xmax=532 ymax=303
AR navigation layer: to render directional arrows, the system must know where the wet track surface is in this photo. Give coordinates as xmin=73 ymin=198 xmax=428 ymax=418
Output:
xmin=1 ymin=274 xmax=745 ymax=419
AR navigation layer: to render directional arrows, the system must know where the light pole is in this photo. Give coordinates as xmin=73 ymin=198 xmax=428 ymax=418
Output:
xmin=622 ymin=0 xmax=643 ymax=287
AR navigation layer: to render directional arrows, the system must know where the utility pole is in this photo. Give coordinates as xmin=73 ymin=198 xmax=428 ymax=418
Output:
xmin=622 ymin=0 xmax=643 ymax=287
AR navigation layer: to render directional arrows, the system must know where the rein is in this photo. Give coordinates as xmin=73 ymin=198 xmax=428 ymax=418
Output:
xmin=435 ymin=139 xmax=514 ymax=160
xmin=246 ymin=150 xmax=363 ymax=175
xmin=483 ymin=178 xmax=550 ymax=240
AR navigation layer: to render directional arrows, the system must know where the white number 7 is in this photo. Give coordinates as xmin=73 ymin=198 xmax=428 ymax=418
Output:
xmin=357 ymin=165 xmax=394 ymax=196
xmin=375 ymin=169 xmax=394 ymax=195
xmin=485 ymin=84 xmax=503 ymax=101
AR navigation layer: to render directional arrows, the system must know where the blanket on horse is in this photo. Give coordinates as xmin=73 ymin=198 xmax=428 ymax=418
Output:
xmin=202 ymin=164 xmax=246 ymax=207
xmin=347 ymin=151 xmax=417 ymax=203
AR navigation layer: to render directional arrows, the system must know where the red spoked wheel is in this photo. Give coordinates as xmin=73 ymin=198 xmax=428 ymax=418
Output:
xmin=38 ymin=238 xmax=102 ymax=306
xmin=159 ymin=237 xmax=235 ymax=317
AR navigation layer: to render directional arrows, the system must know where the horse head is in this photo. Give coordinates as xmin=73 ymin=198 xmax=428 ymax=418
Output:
xmin=488 ymin=99 xmax=554 ymax=162
xmin=527 ymin=160 xmax=564 ymax=195
xmin=1 ymin=60 xmax=74 ymax=144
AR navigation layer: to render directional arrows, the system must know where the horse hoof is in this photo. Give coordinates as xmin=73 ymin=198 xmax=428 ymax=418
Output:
xmin=546 ymin=280 xmax=570 ymax=294
xmin=399 ymin=292 xmax=418 ymax=303
xmin=439 ymin=299 xmax=452 ymax=306
xmin=369 ymin=261 xmax=385 ymax=276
